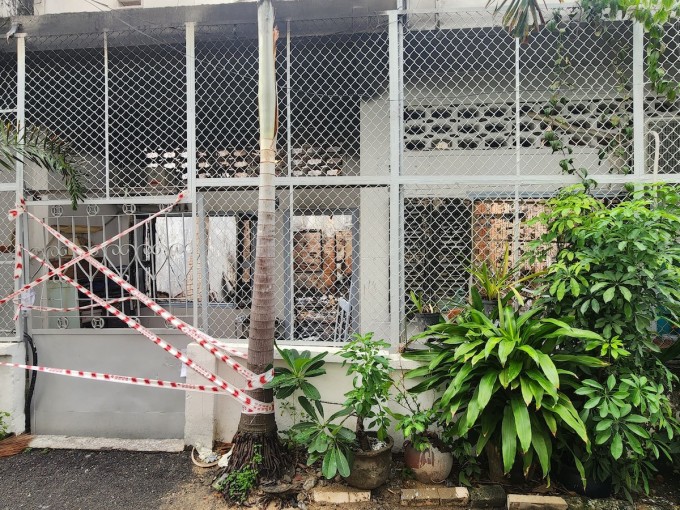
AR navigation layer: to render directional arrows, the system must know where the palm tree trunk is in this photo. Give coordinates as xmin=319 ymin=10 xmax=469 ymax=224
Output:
xmin=222 ymin=0 xmax=285 ymax=487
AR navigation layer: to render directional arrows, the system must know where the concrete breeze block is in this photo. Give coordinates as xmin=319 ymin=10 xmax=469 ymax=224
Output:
xmin=507 ymin=494 xmax=568 ymax=510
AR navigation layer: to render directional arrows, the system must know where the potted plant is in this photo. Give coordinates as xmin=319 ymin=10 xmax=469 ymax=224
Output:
xmin=283 ymin=333 xmax=394 ymax=489
xmin=468 ymin=243 xmax=542 ymax=316
xmin=404 ymin=301 xmax=607 ymax=483
xmin=408 ymin=291 xmax=443 ymax=330
xmin=339 ymin=333 xmax=394 ymax=489
xmin=391 ymin=399 xmax=453 ymax=484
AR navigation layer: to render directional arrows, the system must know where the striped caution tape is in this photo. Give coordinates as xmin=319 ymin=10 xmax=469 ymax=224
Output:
xmin=17 ymin=296 xmax=137 ymax=313
xmin=24 ymin=248 xmax=273 ymax=414
xmin=0 ymin=361 xmax=227 ymax=395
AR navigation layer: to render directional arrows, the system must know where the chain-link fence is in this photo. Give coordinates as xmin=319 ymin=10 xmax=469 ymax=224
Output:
xmin=1 ymin=8 xmax=678 ymax=344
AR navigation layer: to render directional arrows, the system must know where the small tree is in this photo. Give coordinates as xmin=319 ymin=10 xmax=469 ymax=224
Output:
xmin=222 ymin=0 xmax=286 ymax=487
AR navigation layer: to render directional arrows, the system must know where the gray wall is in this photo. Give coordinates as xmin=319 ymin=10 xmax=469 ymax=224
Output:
xmin=31 ymin=329 xmax=191 ymax=438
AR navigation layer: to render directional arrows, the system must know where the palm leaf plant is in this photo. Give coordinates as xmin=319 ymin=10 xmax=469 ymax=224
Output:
xmin=487 ymin=0 xmax=555 ymax=41
xmin=404 ymin=302 xmax=607 ymax=482
xmin=0 ymin=122 xmax=85 ymax=208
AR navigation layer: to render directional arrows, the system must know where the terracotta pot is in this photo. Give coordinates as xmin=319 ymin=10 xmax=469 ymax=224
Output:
xmin=404 ymin=441 xmax=454 ymax=484
xmin=344 ymin=434 xmax=393 ymax=490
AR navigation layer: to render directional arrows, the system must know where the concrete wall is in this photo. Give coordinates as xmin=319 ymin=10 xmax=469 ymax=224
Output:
xmin=184 ymin=341 xmax=433 ymax=448
xmin=0 ymin=341 xmax=27 ymax=435
xmin=30 ymin=329 xmax=192 ymax=438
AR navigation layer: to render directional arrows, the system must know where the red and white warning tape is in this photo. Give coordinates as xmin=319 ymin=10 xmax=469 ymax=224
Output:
xmin=17 ymin=296 xmax=136 ymax=313
xmin=0 ymin=190 xmax=276 ymax=414
xmin=0 ymin=361 xmax=227 ymax=395
xmin=24 ymin=249 xmax=272 ymax=414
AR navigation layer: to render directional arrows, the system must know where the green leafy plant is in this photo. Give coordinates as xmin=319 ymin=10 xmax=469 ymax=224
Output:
xmin=529 ymin=183 xmax=680 ymax=496
xmin=449 ymin=437 xmax=482 ymax=486
xmin=392 ymin=408 xmax=435 ymax=453
xmin=0 ymin=411 xmax=9 ymax=440
xmin=339 ymin=332 xmax=393 ymax=450
xmin=404 ymin=303 xmax=606 ymax=482
xmin=409 ymin=291 xmax=437 ymax=314
xmin=529 ymin=184 xmax=680 ymax=365
xmin=215 ymin=445 xmax=262 ymax=503
xmin=290 ymin=397 xmax=356 ymax=479
xmin=468 ymin=243 xmax=543 ymax=307
xmin=280 ymin=333 xmax=394 ymax=480
xmin=266 ymin=347 xmax=327 ymax=400
xmin=0 ymin=123 xmax=85 ymax=208
xmin=574 ymin=371 xmax=676 ymax=499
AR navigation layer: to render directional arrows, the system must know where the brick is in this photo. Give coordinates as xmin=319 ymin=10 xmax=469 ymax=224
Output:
xmin=312 ymin=487 xmax=371 ymax=505
xmin=347 ymin=489 xmax=371 ymax=503
xmin=312 ymin=488 xmax=349 ymax=504
xmin=471 ymin=485 xmax=506 ymax=508
xmin=401 ymin=487 xmax=440 ymax=506
xmin=438 ymin=487 xmax=470 ymax=506
xmin=507 ymin=494 xmax=568 ymax=510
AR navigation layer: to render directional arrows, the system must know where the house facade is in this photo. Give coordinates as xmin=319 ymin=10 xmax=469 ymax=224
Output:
xmin=0 ymin=0 xmax=677 ymax=444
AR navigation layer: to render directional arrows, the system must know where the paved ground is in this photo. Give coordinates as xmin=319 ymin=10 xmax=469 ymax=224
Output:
xmin=1 ymin=448 xmax=678 ymax=510
xmin=0 ymin=449 xmax=225 ymax=510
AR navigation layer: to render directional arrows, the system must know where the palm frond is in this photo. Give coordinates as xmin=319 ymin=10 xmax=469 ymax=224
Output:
xmin=487 ymin=0 xmax=556 ymax=41
xmin=0 ymin=123 xmax=85 ymax=208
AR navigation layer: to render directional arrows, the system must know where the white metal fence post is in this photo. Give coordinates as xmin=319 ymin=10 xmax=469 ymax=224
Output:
xmin=633 ymin=21 xmax=645 ymax=176
xmin=104 ymin=31 xmax=110 ymax=199
xmin=389 ymin=9 xmax=404 ymax=349
xmin=186 ymin=22 xmax=198 ymax=326
xmin=15 ymin=34 xmax=26 ymax=341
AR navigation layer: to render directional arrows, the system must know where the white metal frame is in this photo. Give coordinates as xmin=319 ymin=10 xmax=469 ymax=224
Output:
xmin=7 ymin=9 xmax=674 ymax=349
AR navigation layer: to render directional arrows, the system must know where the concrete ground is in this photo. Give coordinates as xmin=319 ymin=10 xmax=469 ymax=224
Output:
xmin=0 ymin=449 xmax=226 ymax=510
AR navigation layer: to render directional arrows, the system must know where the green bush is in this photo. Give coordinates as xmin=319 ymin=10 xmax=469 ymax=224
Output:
xmin=404 ymin=303 xmax=605 ymax=481
xmin=529 ymin=183 xmax=680 ymax=498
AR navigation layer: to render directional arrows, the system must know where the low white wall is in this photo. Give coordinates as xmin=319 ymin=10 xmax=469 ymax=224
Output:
xmin=184 ymin=341 xmax=434 ymax=449
xmin=0 ymin=340 xmax=27 ymax=435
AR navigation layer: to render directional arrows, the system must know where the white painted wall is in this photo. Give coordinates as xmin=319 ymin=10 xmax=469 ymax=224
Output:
xmin=184 ymin=341 xmax=434 ymax=448
xmin=0 ymin=341 xmax=27 ymax=435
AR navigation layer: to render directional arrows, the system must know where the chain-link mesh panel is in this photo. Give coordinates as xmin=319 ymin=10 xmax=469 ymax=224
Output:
xmin=401 ymin=182 xmax=630 ymax=340
xmin=24 ymin=34 xmax=106 ymax=199
xmin=520 ymin=15 xmax=634 ymax=176
xmin=197 ymin=184 xmax=389 ymax=342
xmin=403 ymin=12 xmax=515 ymax=176
xmin=289 ymin=18 xmax=389 ymax=178
xmin=195 ymin=24 xmax=288 ymax=179
xmin=196 ymin=188 xmax=266 ymax=339
xmin=0 ymin=44 xmax=16 ymax=113
xmin=645 ymin=21 xmax=680 ymax=174
xmin=108 ymin=28 xmax=187 ymax=197
xmin=0 ymin=191 xmax=16 ymax=334
xmin=288 ymin=185 xmax=390 ymax=342
xmin=27 ymin=200 xmax=195 ymax=330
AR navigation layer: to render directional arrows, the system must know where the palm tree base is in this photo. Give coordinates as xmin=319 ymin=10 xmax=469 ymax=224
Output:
xmin=220 ymin=429 xmax=287 ymax=501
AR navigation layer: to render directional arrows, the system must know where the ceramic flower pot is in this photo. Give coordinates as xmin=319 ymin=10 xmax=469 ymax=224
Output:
xmin=344 ymin=434 xmax=393 ymax=490
xmin=403 ymin=441 xmax=454 ymax=484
